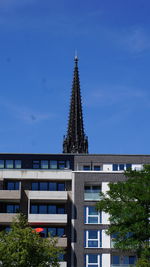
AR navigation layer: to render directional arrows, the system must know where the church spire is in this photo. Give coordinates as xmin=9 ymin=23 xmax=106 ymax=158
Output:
xmin=63 ymin=56 xmax=88 ymax=154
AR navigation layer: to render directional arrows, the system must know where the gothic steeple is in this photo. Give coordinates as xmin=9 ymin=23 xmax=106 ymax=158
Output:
xmin=63 ymin=56 xmax=88 ymax=154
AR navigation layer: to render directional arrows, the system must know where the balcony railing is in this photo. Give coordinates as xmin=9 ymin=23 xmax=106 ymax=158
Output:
xmin=28 ymin=214 xmax=67 ymax=224
xmin=0 ymin=190 xmax=20 ymax=200
xmin=84 ymin=192 xmax=101 ymax=201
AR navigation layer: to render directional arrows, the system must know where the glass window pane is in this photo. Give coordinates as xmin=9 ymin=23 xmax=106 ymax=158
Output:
xmin=7 ymin=182 xmax=15 ymax=190
xmin=0 ymin=160 xmax=4 ymax=168
xmin=41 ymin=228 xmax=47 ymax=238
xmin=85 ymin=186 xmax=91 ymax=193
xmin=88 ymin=241 xmax=98 ymax=247
xmin=126 ymin=164 xmax=132 ymax=170
xmin=41 ymin=160 xmax=48 ymax=169
xmin=6 ymin=205 xmax=13 ymax=213
xmin=119 ymin=164 xmax=124 ymax=170
xmin=48 ymin=205 xmax=56 ymax=214
xmin=31 ymin=182 xmax=38 ymax=191
xmin=33 ymin=161 xmax=40 ymax=169
xmin=49 ymin=182 xmax=57 ymax=191
xmin=113 ymin=164 xmax=118 ymax=171
xmin=88 ymin=217 xmax=98 ymax=224
xmin=88 ymin=254 xmax=98 ymax=263
xmin=6 ymin=160 xmax=13 ymax=169
xmin=15 ymin=160 xmax=21 ymax=169
xmin=14 ymin=205 xmax=19 ymax=213
xmin=31 ymin=205 xmax=38 ymax=214
xmin=39 ymin=182 xmax=48 ymax=191
xmin=57 ymin=228 xmax=65 ymax=237
xmin=66 ymin=160 xmax=70 ymax=169
xmin=92 ymin=186 xmax=101 ymax=193
xmin=129 ymin=256 xmax=136 ymax=264
xmin=112 ymin=255 xmax=120 ymax=264
xmin=89 ymin=230 xmax=98 ymax=239
xmin=58 ymin=183 xmax=65 ymax=191
xmin=58 ymin=161 xmax=65 ymax=169
xmin=83 ymin=165 xmax=90 ymax=170
xmin=94 ymin=166 xmax=101 ymax=171
xmin=57 ymin=207 xmax=65 ymax=214
xmin=89 ymin=206 xmax=98 ymax=215
xmin=50 ymin=160 xmax=57 ymax=169
xmin=39 ymin=205 xmax=47 ymax=214
xmin=48 ymin=228 xmax=56 ymax=237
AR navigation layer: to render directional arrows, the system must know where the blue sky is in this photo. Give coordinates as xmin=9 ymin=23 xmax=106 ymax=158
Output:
xmin=0 ymin=0 xmax=150 ymax=154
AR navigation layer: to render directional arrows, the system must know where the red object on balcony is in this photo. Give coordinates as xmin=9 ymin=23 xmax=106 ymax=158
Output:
xmin=34 ymin=228 xmax=44 ymax=233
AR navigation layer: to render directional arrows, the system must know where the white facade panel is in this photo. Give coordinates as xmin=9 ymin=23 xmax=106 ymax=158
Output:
xmin=102 ymin=253 xmax=110 ymax=267
xmin=102 ymin=230 xmax=110 ymax=248
xmin=0 ymin=170 xmax=72 ymax=181
xmin=28 ymin=214 xmax=67 ymax=224
xmin=27 ymin=191 xmax=68 ymax=201
xmin=103 ymin=164 xmax=112 ymax=171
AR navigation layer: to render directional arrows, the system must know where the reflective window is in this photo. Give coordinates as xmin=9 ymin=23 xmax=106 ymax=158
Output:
xmin=31 ymin=205 xmax=38 ymax=214
xmin=57 ymin=207 xmax=65 ymax=214
xmin=31 ymin=182 xmax=38 ymax=191
xmin=33 ymin=160 xmax=40 ymax=169
xmin=41 ymin=160 xmax=48 ymax=169
xmin=58 ymin=161 xmax=65 ymax=169
xmin=6 ymin=181 xmax=19 ymax=190
xmin=6 ymin=160 xmax=13 ymax=169
xmin=6 ymin=204 xmax=19 ymax=213
xmin=83 ymin=165 xmax=91 ymax=171
xmin=48 ymin=228 xmax=57 ymax=237
xmin=85 ymin=230 xmax=102 ymax=248
xmin=58 ymin=183 xmax=65 ymax=191
xmin=57 ymin=228 xmax=65 ymax=237
xmin=111 ymin=255 xmax=136 ymax=265
xmin=14 ymin=160 xmax=21 ymax=169
xmin=39 ymin=182 xmax=48 ymax=191
xmin=85 ymin=254 xmax=101 ymax=267
xmin=94 ymin=166 xmax=101 ymax=171
xmin=0 ymin=160 xmax=4 ymax=168
xmin=49 ymin=182 xmax=57 ymax=191
xmin=84 ymin=206 xmax=101 ymax=224
xmin=48 ymin=205 xmax=56 ymax=214
xmin=84 ymin=186 xmax=101 ymax=201
xmin=39 ymin=205 xmax=47 ymax=214
xmin=113 ymin=164 xmax=132 ymax=171
xmin=50 ymin=160 xmax=57 ymax=169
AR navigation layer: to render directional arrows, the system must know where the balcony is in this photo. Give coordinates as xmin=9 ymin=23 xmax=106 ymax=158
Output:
xmin=0 ymin=213 xmax=18 ymax=223
xmin=56 ymin=237 xmax=67 ymax=248
xmin=84 ymin=192 xmax=101 ymax=201
xmin=0 ymin=190 xmax=20 ymax=200
xmin=27 ymin=191 xmax=67 ymax=202
xmin=59 ymin=262 xmax=67 ymax=267
xmin=28 ymin=214 xmax=67 ymax=224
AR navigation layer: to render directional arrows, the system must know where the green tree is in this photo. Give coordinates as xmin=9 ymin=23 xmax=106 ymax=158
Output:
xmin=0 ymin=214 xmax=63 ymax=267
xmin=96 ymin=165 xmax=150 ymax=263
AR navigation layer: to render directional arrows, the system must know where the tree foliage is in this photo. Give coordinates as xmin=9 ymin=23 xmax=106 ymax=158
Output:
xmin=0 ymin=214 xmax=62 ymax=267
xmin=96 ymin=165 xmax=150 ymax=261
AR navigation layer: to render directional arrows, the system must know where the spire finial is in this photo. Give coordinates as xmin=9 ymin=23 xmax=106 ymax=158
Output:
xmin=74 ymin=49 xmax=78 ymax=63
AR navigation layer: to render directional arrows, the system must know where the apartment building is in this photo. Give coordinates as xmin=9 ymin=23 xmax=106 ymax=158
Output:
xmin=0 ymin=57 xmax=149 ymax=267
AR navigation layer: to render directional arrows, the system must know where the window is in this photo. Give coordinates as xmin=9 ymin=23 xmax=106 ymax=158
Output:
xmin=84 ymin=206 xmax=101 ymax=224
xmin=5 ymin=160 xmax=13 ymax=169
xmin=58 ymin=161 xmax=65 ymax=169
xmin=84 ymin=185 xmax=101 ymax=201
xmin=6 ymin=204 xmax=20 ymax=213
xmin=33 ymin=160 xmax=40 ymax=169
xmin=31 ymin=182 xmax=66 ymax=191
xmin=14 ymin=160 xmax=21 ymax=169
xmin=41 ymin=160 xmax=48 ymax=169
xmin=111 ymin=255 xmax=136 ymax=265
xmin=113 ymin=164 xmax=132 ymax=171
xmin=83 ymin=165 xmax=91 ymax=171
xmin=6 ymin=181 xmax=20 ymax=190
xmin=85 ymin=254 xmax=101 ymax=267
xmin=30 ymin=204 xmax=65 ymax=214
xmin=85 ymin=230 xmax=102 ymax=248
xmin=50 ymin=160 xmax=57 ymax=169
xmin=32 ymin=227 xmax=65 ymax=238
xmin=93 ymin=166 xmax=101 ymax=171
xmin=0 ymin=160 xmax=4 ymax=168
